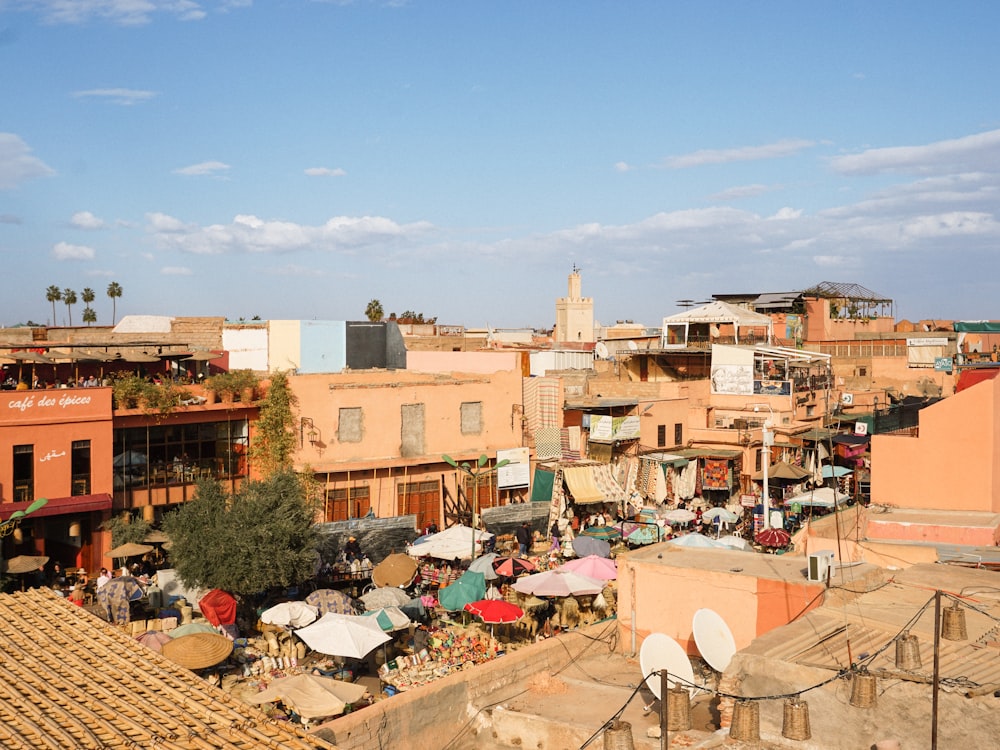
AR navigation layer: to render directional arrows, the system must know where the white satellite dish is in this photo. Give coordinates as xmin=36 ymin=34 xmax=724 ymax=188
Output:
xmin=639 ymin=632 xmax=695 ymax=698
xmin=595 ymin=342 xmax=609 ymax=359
xmin=692 ymin=608 xmax=737 ymax=673
xmin=627 ymin=340 xmax=639 ymax=350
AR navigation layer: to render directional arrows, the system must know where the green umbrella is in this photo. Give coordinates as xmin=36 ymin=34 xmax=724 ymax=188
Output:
xmin=437 ymin=570 xmax=486 ymax=612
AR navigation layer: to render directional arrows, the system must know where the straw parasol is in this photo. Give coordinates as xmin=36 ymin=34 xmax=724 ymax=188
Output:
xmin=182 ymin=350 xmax=223 ymax=362
xmin=752 ymin=461 xmax=812 ymax=482
xmin=105 ymin=542 xmax=154 ymax=560
xmin=3 ymin=555 xmax=49 ymax=575
xmin=161 ymin=632 xmax=233 ymax=670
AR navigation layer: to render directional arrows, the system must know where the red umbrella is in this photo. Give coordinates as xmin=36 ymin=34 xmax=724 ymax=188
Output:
xmin=492 ymin=557 xmax=536 ymax=578
xmin=755 ymin=528 xmax=791 ymax=548
xmin=464 ymin=599 xmax=524 ymax=625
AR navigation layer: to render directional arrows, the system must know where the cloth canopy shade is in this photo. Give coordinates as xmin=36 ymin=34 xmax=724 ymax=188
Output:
xmin=359 ymin=587 xmax=411 ymax=611
xmin=246 ymin=673 xmax=367 ymax=720
xmin=405 ymin=524 xmax=492 ymax=561
xmin=198 ymin=589 xmax=237 ymax=626
xmin=562 ymin=466 xmax=606 ymax=504
xmin=437 ymin=570 xmax=486 ymax=612
xmin=784 ymin=487 xmax=848 ymax=509
xmin=305 ymin=588 xmax=359 ymax=616
xmin=821 ymin=465 xmax=853 ymax=478
xmin=752 ymin=461 xmax=812 ymax=481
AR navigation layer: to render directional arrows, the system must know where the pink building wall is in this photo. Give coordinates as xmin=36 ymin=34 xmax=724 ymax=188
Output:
xmin=871 ymin=376 xmax=1000 ymax=512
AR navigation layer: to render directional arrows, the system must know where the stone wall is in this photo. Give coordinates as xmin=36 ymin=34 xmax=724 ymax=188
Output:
xmin=311 ymin=625 xmax=610 ymax=750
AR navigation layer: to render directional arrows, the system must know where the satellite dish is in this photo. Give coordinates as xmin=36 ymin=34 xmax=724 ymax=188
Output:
xmin=692 ymin=608 xmax=737 ymax=673
xmin=627 ymin=340 xmax=639 ymax=351
xmin=595 ymin=342 xmax=609 ymax=359
xmin=639 ymin=633 xmax=695 ymax=698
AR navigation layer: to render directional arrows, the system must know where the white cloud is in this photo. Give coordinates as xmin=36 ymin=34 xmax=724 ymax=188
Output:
xmin=72 ymin=88 xmax=157 ymax=106
xmin=304 ymin=167 xmax=347 ymax=177
xmin=664 ymin=138 xmax=815 ymax=169
xmin=161 ymin=266 xmax=194 ymax=275
xmin=172 ymin=160 xmax=230 ymax=176
xmin=70 ymin=211 xmax=106 ymax=229
xmin=768 ymin=207 xmax=803 ymax=221
xmin=146 ymin=212 xmax=435 ymax=255
xmin=52 ymin=241 xmax=96 ymax=261
xmin=0 ymin=133 xmax=55 ymax=189
xmin=708 ymin=183 xmax=774 ymax=201
xmin=831 ymin=129 xmax=1000 ymax=176
xmin=813 ymin=255 xmax=856 ymax=268
xmin=613 ymin=161 xmax=632 ymax=173
xmin=24 ymin=0 xmax=212 ymax=26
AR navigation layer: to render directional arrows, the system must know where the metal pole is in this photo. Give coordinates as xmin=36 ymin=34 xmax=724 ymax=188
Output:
xmin=762 ymin=422 xmax=771 ymax=529
xmin=660 ymin=670 xmax=669 ymax=750
xmin=931 ymin=590 xmax=941 ymax=750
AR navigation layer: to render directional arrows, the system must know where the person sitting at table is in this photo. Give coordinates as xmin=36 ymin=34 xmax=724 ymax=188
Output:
xmin=96 ymin=568 xmax=111 ymax=589
xmin=68 ymin=585 xmax=87 ymax=607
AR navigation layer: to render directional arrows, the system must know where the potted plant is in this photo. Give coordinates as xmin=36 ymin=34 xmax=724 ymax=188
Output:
xmin=230 ymin=369 xmax=260 ymax=404
xmin=111 ymin=373 xmax=148 ymax=410
xmin=142 ymin=381 xmax=185 ymax=417
xmin=204 ymin=371 xmax=237 ymax=404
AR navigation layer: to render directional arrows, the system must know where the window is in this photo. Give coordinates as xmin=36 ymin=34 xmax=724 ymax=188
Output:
xmin=400 ymin=403 xmax=425 ymax=457
xmin=71 ymin=440 xmax=91 ymax=496
xmin=657 ymin=425 xmax=666 ymax=448
xmin=460 ymin=401 xmax=483 ymax=435
xmin=13 ymin=445 xmax=33 ymax=503
xmin=674 ymin=423 xmax=683 ymax=445
xmin=338 ymin=407 xmax=363 ymax=443
xmin=325 ymin=485 xmax=371 ymax=522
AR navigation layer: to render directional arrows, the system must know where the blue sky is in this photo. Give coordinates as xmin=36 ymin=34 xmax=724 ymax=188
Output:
xmin=2 ymin=1 xmax=1000 ymax=330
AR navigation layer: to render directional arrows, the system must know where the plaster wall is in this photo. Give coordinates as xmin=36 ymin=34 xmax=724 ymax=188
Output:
xmin=406 ymin=350 xmax=520 ymax=375
xmin=615 ymin=549 xmax=826 ymax=656
xmin=871 ymin=376 xmax=1000 ymax=512
xmin=266 ymin=320 xmax=302 ymax=372
xmin=300 ymin=320 xmax=346 ymax=374
xmin=222 ymin=326 xmax=268 ymax=371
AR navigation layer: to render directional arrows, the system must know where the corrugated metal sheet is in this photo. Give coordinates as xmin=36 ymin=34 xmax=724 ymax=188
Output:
xmin=530 ymin=350 xmax=595 ymax=376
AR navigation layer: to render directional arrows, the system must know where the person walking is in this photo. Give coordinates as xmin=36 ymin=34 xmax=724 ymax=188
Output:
xmin=515 ymin=522 xmax=532 ymax=556
xmin=549 ymin=519 xmax=562 ymax=552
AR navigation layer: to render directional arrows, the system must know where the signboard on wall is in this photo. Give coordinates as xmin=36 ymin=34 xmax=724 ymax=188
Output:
xmin=497 ymin=447 xmax=530 ymax=489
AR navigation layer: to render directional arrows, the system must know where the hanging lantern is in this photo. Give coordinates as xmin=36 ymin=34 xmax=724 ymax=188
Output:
xmin=12 ymin=526 xmax=23 ymax=544
xmin=68 ymin=520 xmax=82 ymax=538
xmin=782 ymin=698 xmax=811 ymax=741
xmin=942 ymin=602 xmax=967 ymax=641
xmin=849 ymin=670 xmax=878 ymax=708
xmin=142 ymin=505 xmax=155 ymax=524
xmin=666 ymin=686 xmax=691 ymax=732
xmin=729 ymin=700 xmax=760 ymax=742
xmin=895 ymin=632 xmax=921 ymax=670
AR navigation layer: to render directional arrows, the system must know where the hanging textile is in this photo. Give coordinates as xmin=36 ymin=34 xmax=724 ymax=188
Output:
xmin=654 ymin=463 xmax=668 ymax=503
xmin=562 ymin=466 xmax=605 ymax=504
xmin=702 ymin=459 xmax=730 ymax=491
xmin=592 ymin=463 xmax=627 ymax=503
xmin=636 ymin=460 xmax=652 ymax=497
xmin=588 ymin=441 xmax=612 ymax=462
xmin=535 ymin=427 xmax=562 ymax=460
xmin=562 ymin=427 xmax=581 ymax=461
xmin=530 ymin=467 xmax=555 ymax=503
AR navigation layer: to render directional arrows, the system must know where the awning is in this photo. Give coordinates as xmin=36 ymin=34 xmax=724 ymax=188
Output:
xmin=784 ymin=487 xmax=847 ymax=509
xmin=562 ymin=466 xmax=606 ymax=504
xmin=831 ymin=434 xmax=869 ymax=447
xmin=675 ymin=448 xmax=743 ymax=459
xmin=0 ymin=493 xmax=112 ymax=521
xmin=640 ymin=452 xmax=689 ymax=469
xmin=821 ymin=465 xmax=853 ymax=478
xmin=796 ymin=428 xmax=838 ymax=442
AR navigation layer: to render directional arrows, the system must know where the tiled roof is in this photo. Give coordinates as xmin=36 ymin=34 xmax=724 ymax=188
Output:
xmin=0 ymin=588 xmax=335 ymax=749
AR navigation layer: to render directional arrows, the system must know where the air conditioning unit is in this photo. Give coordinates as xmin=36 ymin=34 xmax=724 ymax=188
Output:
xmin=807 ymin=551 xmax=836 ymax=583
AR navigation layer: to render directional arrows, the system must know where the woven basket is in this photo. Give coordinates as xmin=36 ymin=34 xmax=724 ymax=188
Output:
xmin=942 ymin=603 xmax=967 ymax=641
xmin=782 ymin=698 xmax=811 ymax=740
xmin=666 ymin=687 xmax=691 ymax=731
xmin=602 ymin=719 xmax=634 ymax=750
xmin=850 ymin=671 xmax=878 ymax=708
xmin=729 ymin=700 xmax=760 ymax=742
xmin=895 ymin=633 xmax=921 ymax=670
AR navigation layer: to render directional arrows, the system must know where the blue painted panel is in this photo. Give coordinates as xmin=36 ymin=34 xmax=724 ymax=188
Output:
xmin=299 ymin=321 xmax=347 ymax=373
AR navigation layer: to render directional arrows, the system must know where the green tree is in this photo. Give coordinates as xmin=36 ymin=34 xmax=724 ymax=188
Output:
xmin=107 ymin=281 xmax=123 ymax=324
xmin=163 ymin=472 xmax=319 ymax=595
xmin=249 ymin=369 xmax=298 ymax=477
xmin=101 ymin=513 xmax=152 ymax=550
xmin=365 ymin=299 xmax=384 ymax=322
xmin=82 ymin=307 xmax=97 ymax=325
xmin=63 ymin=288 xmax=77 ymax=326
xmin=45 ymin=285 xmax=61 ymax=325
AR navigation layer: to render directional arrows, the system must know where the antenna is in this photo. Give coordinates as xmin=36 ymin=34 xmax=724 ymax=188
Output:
xmin=692 ymin=608 xmax=737 ymax=672
xmin=639 ymin=632 xmax=696 ymax=699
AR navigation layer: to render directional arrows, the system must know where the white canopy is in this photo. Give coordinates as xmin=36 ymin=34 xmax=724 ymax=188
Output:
xmin=405 ymin=524 xmax=494 ymax=561
xmin=661 ymin=300 xmax=773 ymax=347
xmin=784 ymin=487 xmax=847 ymax=509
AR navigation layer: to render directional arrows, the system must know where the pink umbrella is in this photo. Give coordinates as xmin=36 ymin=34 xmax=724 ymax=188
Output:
xmin=560 ymin=555 xmax=618 ymax=581
xmin=135 ymin=630 xmax=173 ymax=653
xmin=511 ymin=569 xmax=605 ymax=597
xmin=493 ymin=556 xmax=536 ymax=578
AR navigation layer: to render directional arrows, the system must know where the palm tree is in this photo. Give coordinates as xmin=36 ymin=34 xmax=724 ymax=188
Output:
xmin=82 ymin=308 xmax=97 ymax=325
xmin=45 ymin=285 xmax=62 ymax=325
xmin=63 ymin=288 xmax=77 ymax=326
xmin=107 ymin=281 xmax=123 ymax=324
xmin=365 ymin=299 xmax=384 ymax=322
xmin=81 ymin=287 xmax=96 ymax=326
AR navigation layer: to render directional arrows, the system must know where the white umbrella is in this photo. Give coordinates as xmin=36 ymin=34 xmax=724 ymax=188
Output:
xmin=665 ymin=509 xmax=696 ymax=524
xmin=717 ymin=535 xmax=753 ymax=551
xmin=360 ymin=586 xmax=412 ymax=610
xmin=512 ymin=569 xmax=605 ymax=597
xmin=246 ymin=673 xmax=367 ymax=720
xmin=667 ymin=533 xmax=727 ymax=549
xmin=362 ymin=606 xmax=411 ymax=632
xmin=261 ymin=601 xmax=320 ymax=629
xmin=467 ymin=552 xmax=500 ymax=581
xmin=702 ymin=507 xmax=738 ymax=523
xmin=295 ymin=613 xmax=391 ymax=659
